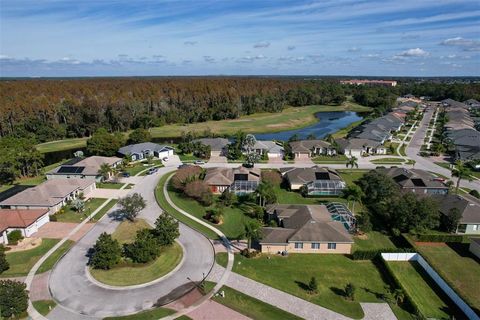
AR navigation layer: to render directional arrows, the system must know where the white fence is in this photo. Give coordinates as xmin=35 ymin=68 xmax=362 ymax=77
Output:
xmin=382 ymin=252 xmax=480 ymax=320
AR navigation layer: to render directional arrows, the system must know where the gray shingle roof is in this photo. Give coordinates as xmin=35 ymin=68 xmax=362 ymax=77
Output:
xmin=193 ymin=138 xmax=230 ymax=151
xmin=380 ymin=168 xmax=447 ymax=190
xmin=261 ymin=204 xmax=353 ymax=244
xmin=433 ymin=194 xmax=480 ymax=224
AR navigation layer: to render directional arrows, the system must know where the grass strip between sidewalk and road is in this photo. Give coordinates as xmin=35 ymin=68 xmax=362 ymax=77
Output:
xmin=32 ymin=300 xmax=57 ymax=316
xmin=155 ymin=172 xmax=218 ymax=239
xmin=213 ymin=285 xmax=303 ymax=320
xmin=36 ymin=240 xmax=75 ymax=274
xmin=102 ymin=307 xmax=177 ymax=320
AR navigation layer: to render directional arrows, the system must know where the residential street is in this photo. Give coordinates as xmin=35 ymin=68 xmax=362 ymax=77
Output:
xmin=48 ymin=167 xmax=215 ymax=319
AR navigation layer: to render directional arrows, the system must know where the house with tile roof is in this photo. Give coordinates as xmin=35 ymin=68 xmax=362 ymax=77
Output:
xmin=260 ymin=204 xmax=353 ymax=254
xmin=0 ymin=209 xmax=50 ymax=244
xmin=248 ymin=140 xmax=285 ymax=159
xmin=193 ymin=138 xmax=230 ymax=157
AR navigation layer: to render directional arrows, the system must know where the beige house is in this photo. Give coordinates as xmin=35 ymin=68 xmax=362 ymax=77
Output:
xmin=336 ymin=138 xmax=387 ymax=158
xmin=289 ymin=140 xmax=335 ymax=159
xmin=260 ymin=204 xmax=353 ymax=254
xmin=204 ymin=166 xmax=261 ymax=194
xmin=0 ymin=179 xmax=96 ymax=215
xmin=0 ymin=209 xmax=50 ymax=244
xmin=46 ymin=156 xmax=122 ymax=182
xmin=281 ymin=166 xmax=346 ymax=196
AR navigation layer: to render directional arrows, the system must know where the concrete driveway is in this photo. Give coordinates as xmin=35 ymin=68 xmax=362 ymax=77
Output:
xmin=48 ymin=168 xmax=215 ymax=318
xmin=87 ymin=188 xmax=130 ymax=199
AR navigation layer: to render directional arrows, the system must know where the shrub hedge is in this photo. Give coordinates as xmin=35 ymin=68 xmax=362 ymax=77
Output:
xmin=377 ymin=257 xmax=425 ymax=319
xmin=409 ymin=234 xmax=467 ymax=243
xmin=352 ymin=248 xmax=415 ymax=260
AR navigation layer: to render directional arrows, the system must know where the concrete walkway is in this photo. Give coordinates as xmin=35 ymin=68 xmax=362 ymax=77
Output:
xmin=161 ymin=173 xmax=235 ymax=320
xmin=207 ymin=265 xmax=396 ymax=320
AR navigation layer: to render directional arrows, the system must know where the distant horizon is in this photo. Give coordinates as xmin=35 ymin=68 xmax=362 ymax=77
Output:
xmin=1 ymin=74 xmax=479 ymax=80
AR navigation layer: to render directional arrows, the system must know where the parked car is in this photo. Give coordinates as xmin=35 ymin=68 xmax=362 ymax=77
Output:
xmin=122 ymin=172 xmax=130 ymax=177
xmin=194 ymin=160 xmax=205 ymax=165
xmin=147 ymin=167 xmax=158 ymax=175
xmin=178 ymin=163 xmax=190 ymax=169
xmin=162 ymin=157 xmax=169 ymax=161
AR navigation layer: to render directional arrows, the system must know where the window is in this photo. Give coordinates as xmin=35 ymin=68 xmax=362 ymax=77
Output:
xmin=294 ymin=242 xmax=303 ymax=249
xmin=327 ymin=243 xmax=337 ymax=250
xmin=311 ymin=243 xmax=320 ymax=249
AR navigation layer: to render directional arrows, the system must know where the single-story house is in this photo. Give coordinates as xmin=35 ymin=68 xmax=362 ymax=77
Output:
xmin=249 ymin=140 xmax=284 ymax=158
xmin=0 ymin=179 xmax=96 ymax=215
xmin=469 ymin=238 xmax=480 ymax=259
xmin=0 ymin=209 xmax=50 ymax=244
xmin=380 ymin=168 xmax=449 ymax=195
xmin=193 ymin=138 xmax=230 ymax=157
xmin=289 ymin=140 xmax=336 ymax=159
xmin=204 ymin=166 xmax=261 ymax=194
xmin=260 ymin=204 xmax=353 ymax=254
xmin=46 ymin=156 xmax=122 ymax=182
xmin=118 ymin=142 xmax=174 ymax=161
xmin=336 ymin=138 xmax=386 ymax=158
xmin=433 ymin=194 xmax=480 ymax=234
xmin=464 ymin=99 xmax=480 ymax=109
xmin=282 ymin=166 xmax=346 ymax=196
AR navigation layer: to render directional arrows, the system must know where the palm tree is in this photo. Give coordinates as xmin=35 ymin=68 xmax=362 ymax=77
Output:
xmin=451 ymin=161 xmax=473 ymax=194
xmin=244 ymin=220 xmax=262 ymax=250
xmin=346 ymin=156 xmax=358 ymax=169
xmin=255 ymin=182 xmax=269 ymax=207
xmin=341 ymin=185 xmax=363 ymax=214
xmin=98 ymin=163 xmax=112 ymax=181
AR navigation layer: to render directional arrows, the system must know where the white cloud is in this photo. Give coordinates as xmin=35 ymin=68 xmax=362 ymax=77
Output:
xmin=253 ymin=41 xmax=270 ymax=48
xmin=440 ymin=37 xmax=480 ymax=51
xmin=203 ymin=56 xmax=215 ymax=63
xmin=395 ymin=48 xmax=429 ymax=57
xmin=287 ymin=45 xmax=296 ymax=51
xmin=348 ymin=47 xmax=361 ymax=52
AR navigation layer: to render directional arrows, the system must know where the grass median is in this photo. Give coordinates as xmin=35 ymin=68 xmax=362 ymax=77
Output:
xmin=89 ymin=219 xmax=183 ymax=286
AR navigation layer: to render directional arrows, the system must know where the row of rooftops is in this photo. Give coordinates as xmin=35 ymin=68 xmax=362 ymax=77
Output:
xmin=48 ymin=155 xmax=122 ymax=177
xmin=193 ymin=138 xmax=284 ymax=154
xmin=441 ymin=99 xmax=480 ymax=161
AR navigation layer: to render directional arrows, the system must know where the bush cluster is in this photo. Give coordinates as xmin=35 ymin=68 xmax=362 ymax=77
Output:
xmin=410 ymin=233 xmax=467 ymax=243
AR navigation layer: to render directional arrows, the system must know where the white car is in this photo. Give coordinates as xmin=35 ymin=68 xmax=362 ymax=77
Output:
xmin=194 ymin=160 xmax=205 ymax=165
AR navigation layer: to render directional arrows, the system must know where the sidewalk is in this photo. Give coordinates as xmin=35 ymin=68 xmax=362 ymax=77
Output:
xmin=207 ymin=265 xmax=397 ymax=320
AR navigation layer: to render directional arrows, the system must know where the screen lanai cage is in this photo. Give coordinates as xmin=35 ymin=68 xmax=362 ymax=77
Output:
xmin=326 ymin=202 xmax=356 ymax=232
xmin=306 ymin=180 xmax=346 ymax=196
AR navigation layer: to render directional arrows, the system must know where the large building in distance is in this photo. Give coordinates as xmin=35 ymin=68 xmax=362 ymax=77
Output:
xmin=340 ymin=79 xmax=397 ymax=87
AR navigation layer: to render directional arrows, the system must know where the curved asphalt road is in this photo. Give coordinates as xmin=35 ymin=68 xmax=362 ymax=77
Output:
xmin=48 ymin=167 xmax=215 ymax=318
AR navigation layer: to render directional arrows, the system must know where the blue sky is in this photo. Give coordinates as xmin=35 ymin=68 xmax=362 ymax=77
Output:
xmin=1 ymin=0 xmax=479 ymax=77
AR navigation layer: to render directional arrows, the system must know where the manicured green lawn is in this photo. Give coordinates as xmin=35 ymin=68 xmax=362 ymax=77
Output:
xmin=352 ymin=231 xmax=397 ymax=251
xmin=178 ymin=153 xmax=201 ymax=162
xmin=123 ymin=160 xmax=162 ymax=176
xmin=90 ymin=242 xmax=183 ymax=286
xmin=36 ymin=240 xmax=75 ymax=274
xmin=54 ymin=198 xmax=107 ymax=223
xmin=150 ymin=104 xmax=371 ymax=139
xmin=36 ymin=137 xmax=88 ymax=153
xmin=216 ymin=253 xmax=396 ymax=319
xmin=155 ymin=173 xmax=218 ymax=239
xmin=103 ymin=307 xmax=176 ymax=320
xmin=91 ymin=199 xmax=118 ymax=221
xmin=415 ymin=243 xmax=480 ymax=311
xmin=213 ymin=285 xmax=303 ymax=320
xmin=387 ymin=261 xmax=455 ymax=319
xmin=112 ymin=219 xmax=152 ymax=244
xmin=1 ymin=239 xmax=60 ymax=277
xmin=312 ymin=154 xmax=347 ymax=164
xmin=96 ymin=182 xmax=125 ymax=189
xmin=370 ymin=158 xmax=405 ymax=164
xmin=167 ymin=185 xmax=254 ymax=239
xmin=337 ymin=169 xmax=368 ymax=186
xmin=32 ymin=300 xmax=56 ymax=316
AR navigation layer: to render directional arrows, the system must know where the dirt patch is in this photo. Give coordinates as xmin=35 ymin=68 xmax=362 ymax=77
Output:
xmin=415 ymin=241 xmax=447 ymax=247
xmin=7 ymin=237 xmax=42 ymax=252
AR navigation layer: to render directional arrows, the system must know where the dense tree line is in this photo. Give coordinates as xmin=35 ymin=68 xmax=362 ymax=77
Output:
xmin=0 ymin=78 xmax=347 ymax=142
xmin=1 ymin=77 xmax=478 ymax=144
